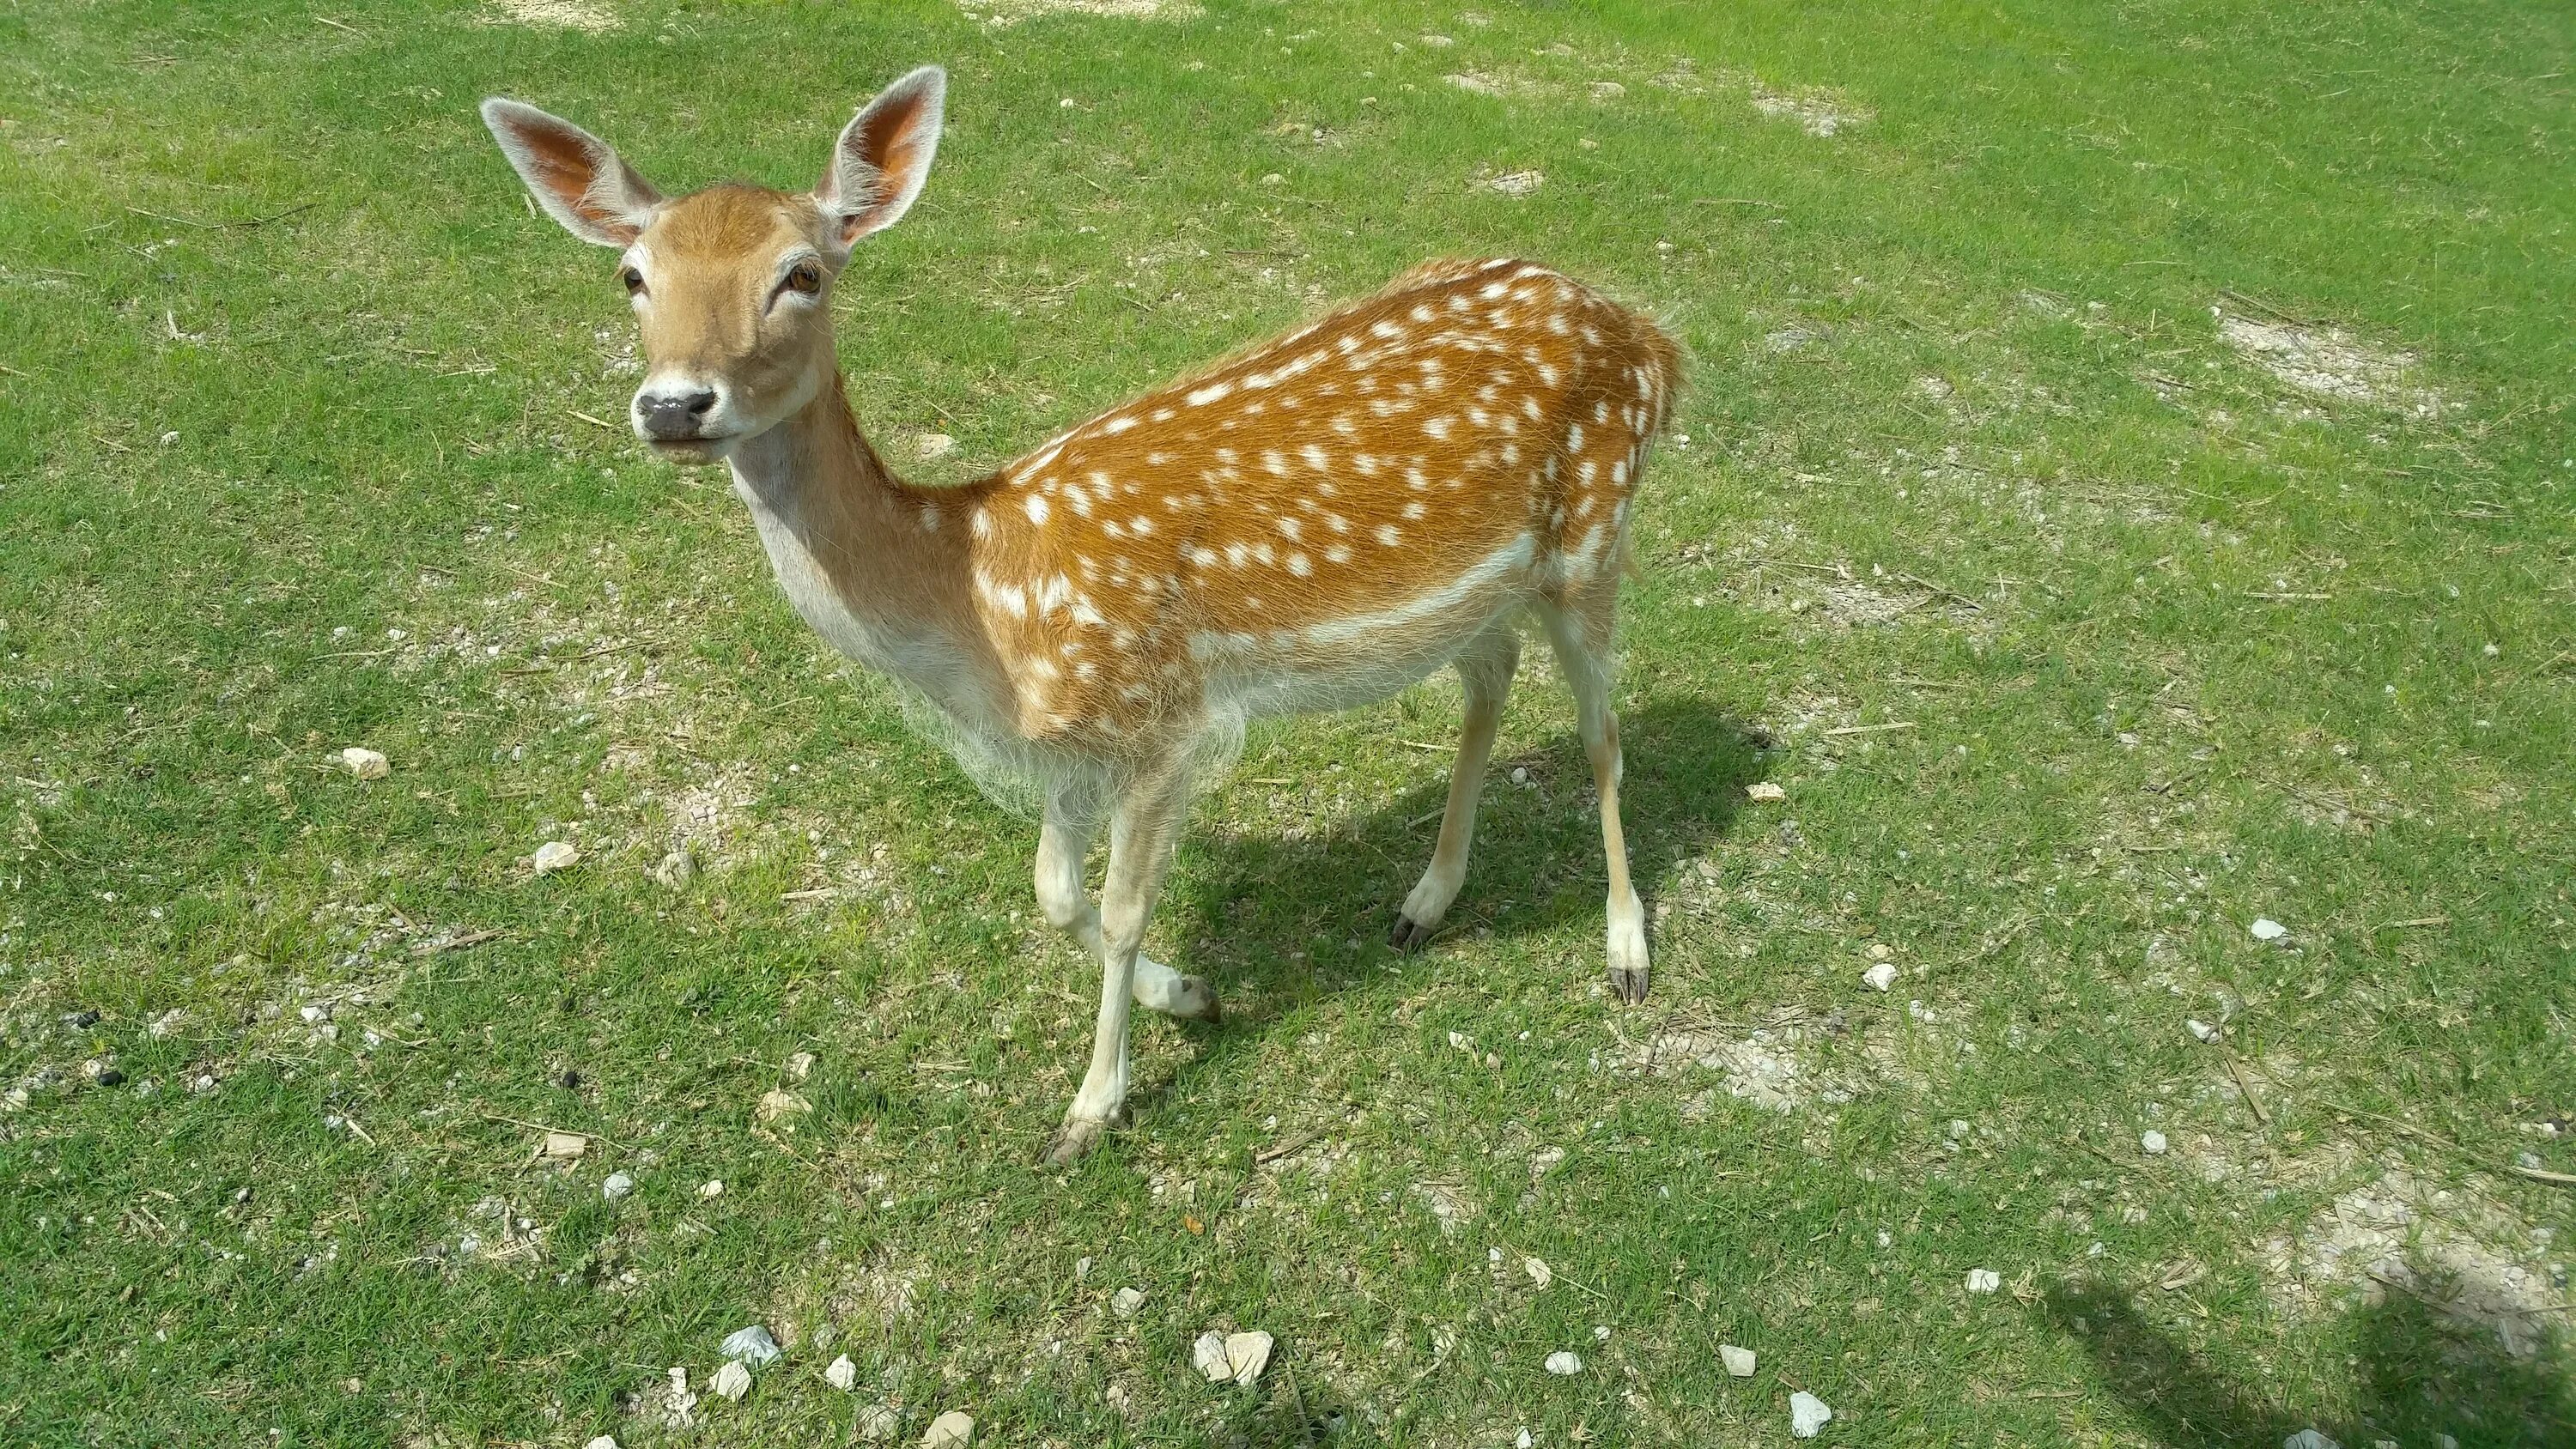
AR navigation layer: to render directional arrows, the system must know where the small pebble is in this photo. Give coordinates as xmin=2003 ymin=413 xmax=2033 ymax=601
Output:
xmin=921 ymin=1410 xmax=975 ymax=1448
xmin=823 ymin=1354 xmax=858 ymax=1391
xmin=1516 ymin=1431 xmax=1534 ymax=1449
xmin=2282 ymin=1432 xmax=2340 ymax=1449
xmin=585 ymin=1437 xmax=618 ymax=1449
xmin=339 ymin=746 xmax=390 ymax=779
xmin=720 ymin=1325 xmax=781 ymax=1366
xmin=699 ymin=1179 xmax=724 ymax=1198
xmin=1111 ymin=1286 xmax=1146 ymax=1316
xmin=1862 ymin=962 xmax=1899 ymax=992
xmin=651 ymin=849 xmax=696 ymax=889
xmin=915 ymin=433 xmax=957 ymax=460
xmin=2249 ymin=917 xmax=2287 ymax=942
xmin=1510 ymin=766 xmax=1529 ymax=785
xmin=1543 ymin=1350 xmax=1582 ymax=1375
xmin=1720 ymin=1343 xmax=1756 ymax=1377
xmin=1746 ymin=781 xmax=1787 ymax=802
xmin=2185 ymin=1019 xmax=2220 ymax=1044
xmin=2142 ymin=1130 xmax=2170 ymax=1155
xmin=96 ymin=1068 xmax=126 ymax=1088
xmin=533 ymin=840 xmax=580 ymax=875
xmin=1789 ymin=1390 xmax=1832 ymax=1438
xmin=1965 ymin=1268 xmax=2002 ymax=1294
xmin=1524 ymin=1256 xmax=1552 ymax=1288
xmin=602 ymin=1171 xmax=635 ymax=1201
xmin=858 ymin=1404 xmax=902 ymax=1440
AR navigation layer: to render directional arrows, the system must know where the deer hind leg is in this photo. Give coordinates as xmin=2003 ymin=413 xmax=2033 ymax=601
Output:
xmin=1390 ymin=622 xmax=1522 ymax=949
xmin=1036 ymin=779 xmax=1218 ymax=1024
xmin=1044 ymin=757 xmax=1195 ymax=1167
xmin=1538 ymin=591 xmax=1649 ymax=1005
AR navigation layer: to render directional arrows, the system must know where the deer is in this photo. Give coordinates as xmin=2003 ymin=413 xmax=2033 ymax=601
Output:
xmin=481 ymin=66 xmax=1683 ymax=1164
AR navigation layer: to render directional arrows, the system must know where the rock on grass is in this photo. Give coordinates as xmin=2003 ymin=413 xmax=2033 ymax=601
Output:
xmin=922 ymin=1410 xmax=974 ymax=1447
xmin=1789 ymin=1390 xmax=1832 ymax=1438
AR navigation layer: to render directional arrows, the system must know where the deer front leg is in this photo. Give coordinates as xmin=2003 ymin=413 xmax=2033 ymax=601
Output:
xmin=1043 ymin=763 xmax=1194 ymax=1167
xmin=1036 ymin=783 xmax=1218 ymax=1023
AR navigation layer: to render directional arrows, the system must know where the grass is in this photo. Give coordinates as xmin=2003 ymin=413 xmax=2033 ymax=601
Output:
xmin=3 ymin=0 xmax=2573 ymax=1444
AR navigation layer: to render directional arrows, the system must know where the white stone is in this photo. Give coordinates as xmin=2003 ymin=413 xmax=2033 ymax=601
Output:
xmin=857 ymin=1404 xmax=901 ymax=1440
xmin=823 ymin=1354 xmax=858 ymax=1391
xmin=1192 ymin=1331 xmax=1231 ymax=1382
xmin=1111 ymin=1286 xmax=1146 ymax=1317
xmin=1524 ymin=1256 xmax=1552 ymax=1288
xmin=1746 ymin=780 xmax=1786 ymax=802
xmin=698 ymin=1179 xmax=724 ymax=1198
xmin=1719 ymin=1343 xmax=1756 ymax=1377
xmin=2142 ymin=1130 xmax=2170 ymax=1155
xmin=651 ymin=849 xmax=696 ymax=888
xmin=1789 ymin=1390 xmax=1832 ymax=1438
xmin=602 ymin=1171 xmax=635 ymax=1201
xmin=2250 ymin=917 xmax=2287 ymax=942
xmin=2186 ymin=1018 xmax=2220 ymax=1043
xmin=1965 ymin=1267 xmax=2002 ymax=1294
xmin=1220 ymin=1331 xmax=1273 ymax=1385
xmin=710 ymin=1359 xmax=751 ymax=1401
xmin=584 ymin=1437 xmax=618 ymax=1449
xmin=1543 ymin=1350 xmax=1582 ymax=1375
xmin=532 ymin=840 xmax=580 ymax=874
xmin=340 ymin=746 xmax=390 ymax=779
xmin=1516 ymin=1432 xmax=1534 ymax=1449
xmin=1862 ymin=962 xmax=1899 ymax=992
xmin=787 ymin=1051 xmax=817 ymax=1081
xmin=2282 ymin=1432 xmax=2340 ymax=1449
xmin=921 ymin=1410 xmax=975 ymax=1448
xmin=720 ymin=1325 xmax=781 ymax=1366
xmin=915 ymin=433 xmax=958 ymax=460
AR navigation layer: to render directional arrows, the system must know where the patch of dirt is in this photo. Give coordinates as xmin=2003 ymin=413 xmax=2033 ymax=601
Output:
xmin=1443 ymin=70 xmax=1528 ymax=99
xmin=955 ymin=0 xmax=1202 ymax=24
xmin=2261 ymin=1167 xmax=2563 ymax=1357
xmin=485 ymin=0 xmax=619 ymax=30
xmin=2218 ymin=313 xmax=2443 ymax=415
xmin=1818 ymin=581 xmax=1928 ymax=627
xmin=1748 ymin=83 xmax=1872 ymax=136
xmin=1628 ymin=1019 xmax=1862 ymax=1113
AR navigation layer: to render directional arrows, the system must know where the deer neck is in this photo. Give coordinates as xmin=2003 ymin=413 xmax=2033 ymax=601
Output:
xmin=724 ymin=369 xmax=1009 ymax=724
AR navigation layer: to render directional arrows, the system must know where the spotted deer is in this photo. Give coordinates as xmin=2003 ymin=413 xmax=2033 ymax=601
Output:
xmin=482 ymin=67 xmax=1682 ymax=1163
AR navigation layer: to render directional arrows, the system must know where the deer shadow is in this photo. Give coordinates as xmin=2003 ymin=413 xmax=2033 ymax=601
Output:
xmin=1127 ymin=693 xmax=1769 ymax=1103
xmin=2043 ymin=1281 xmax=2575 ymax=1448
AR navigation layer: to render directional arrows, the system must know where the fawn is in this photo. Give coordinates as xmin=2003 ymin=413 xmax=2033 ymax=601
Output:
xmin=482 ymin=67 xmax=1681 ymax=1163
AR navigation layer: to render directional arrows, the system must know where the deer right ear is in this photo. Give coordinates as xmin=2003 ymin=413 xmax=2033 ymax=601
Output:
xmin=480 ymin=98 xmax=663 ymax=248
xmin=815 ymin=66 xmax=946 ymax=250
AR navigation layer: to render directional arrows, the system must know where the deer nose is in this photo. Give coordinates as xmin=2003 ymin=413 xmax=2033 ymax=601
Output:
xmin=633 ymin=386 xmax=719 ymax=440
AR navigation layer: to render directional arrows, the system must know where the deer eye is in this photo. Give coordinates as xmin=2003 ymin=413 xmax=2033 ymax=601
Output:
xmin=782 ymin=262 xmax=823 ymax=297
xmin=618 ymin=266 xmax=646 ymax=296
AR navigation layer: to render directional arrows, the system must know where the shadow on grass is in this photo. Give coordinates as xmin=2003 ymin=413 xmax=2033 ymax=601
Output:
xmin=1133 ymin=693 xmax=1766 ymax=1101
xmin=2044 ymin=1282 xmax=2576 ymax=1448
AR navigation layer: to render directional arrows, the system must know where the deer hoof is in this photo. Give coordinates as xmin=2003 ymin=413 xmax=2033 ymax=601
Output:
xmin=1169 ymin=974 xmax=1222 ymax=1025
xmin=1607 ymin=963 xmax=1650 ymax=1005
xmin=1388 ymin=913 xmax=1431 ymax=951
xmin=1042 ymin=1114 xmax=1113 ymax=1167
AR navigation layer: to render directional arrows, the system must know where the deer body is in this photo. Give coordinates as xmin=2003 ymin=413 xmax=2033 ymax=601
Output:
xmin=483 ymin=70 xmax=1679 ymax=1165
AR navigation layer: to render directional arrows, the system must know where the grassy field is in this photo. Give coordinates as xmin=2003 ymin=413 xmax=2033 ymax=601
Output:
xmin=4 ymin=0 xmax=2573 ymax=1444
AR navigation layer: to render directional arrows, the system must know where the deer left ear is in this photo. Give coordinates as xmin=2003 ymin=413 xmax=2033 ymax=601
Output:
xmin=815 ymin=66 xmax=946 ymax=250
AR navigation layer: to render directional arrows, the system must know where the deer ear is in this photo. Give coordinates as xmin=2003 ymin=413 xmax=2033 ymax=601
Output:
xmin=480 ymin=98 xmax=663 ymax=247
xmin=815 ymin=66 xmax=945 ymax=249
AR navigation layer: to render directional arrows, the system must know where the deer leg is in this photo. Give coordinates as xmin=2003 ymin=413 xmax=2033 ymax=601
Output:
xmin=1540 ymin=595 xmax=1649 ymax=1005
xmin=1391 ymin=624 xmax=1521 ymax=949
xmin=1036 ymin=781 xmax=1218 ymax=1023
xmin=1044 ymin=760 xmax=1194 ymax=1167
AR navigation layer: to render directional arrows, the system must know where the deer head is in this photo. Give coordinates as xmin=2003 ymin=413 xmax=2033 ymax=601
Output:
xmin=480 ymin=67 xmax=946 ymax=460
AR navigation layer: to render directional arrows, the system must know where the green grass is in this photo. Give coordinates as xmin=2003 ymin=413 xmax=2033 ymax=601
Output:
xmin=3 ymin=0 xmax=2573 ymax=1444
